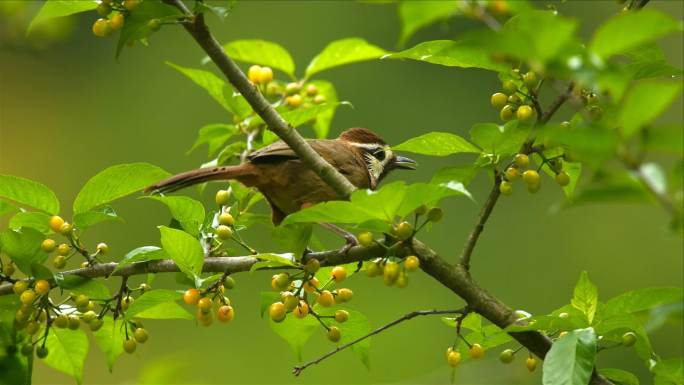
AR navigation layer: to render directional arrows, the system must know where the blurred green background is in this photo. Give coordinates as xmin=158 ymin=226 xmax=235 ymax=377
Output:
xmin=1 ymin=1 xmax=682 ymax=384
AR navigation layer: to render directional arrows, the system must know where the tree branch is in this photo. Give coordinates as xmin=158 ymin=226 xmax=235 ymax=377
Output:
xmin=292 ymin=308 xmax=468 ymax=376
xmin=163 ymin=0 xmax=356 ymax=198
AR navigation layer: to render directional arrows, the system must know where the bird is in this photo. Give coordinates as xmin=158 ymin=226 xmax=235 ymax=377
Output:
xmin=145 ymin=127 xmax=417 ymax=225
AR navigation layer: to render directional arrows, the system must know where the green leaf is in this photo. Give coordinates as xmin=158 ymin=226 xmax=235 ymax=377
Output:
xmin=28 ymin=0 xmax=98 ymax=35
xmin=305 ymin=38 xmax=387 ymax=79
xmin=0 ymin=201 xmax=17 ymax=217
xmin=604 ymin=287 xmax=683 ymax=318
xmin=309 ymin=80 xmax=338 ymax=139
xmin=653 ymin=357 xmax=683 ymax=385
xmin=282 ymin=201 xmax=383 ymax=230
xmin=44 ymin=328 xmax=89 ymax=384
xmin=590 ymin=10 xmax=683 ymax=59
xmin=470 ymin=121 xmax=530 ymax=156
xmin=386 ymin=39 xmax=508 ymax=72
xmin=397 ymin=182 xmax=470 ymax=217
xmin=0 ymin=227 xmax=47 ymax=275
xmin=222 ymin=39 xmax=295 ymax=77
xmin=595 ymin=314 xmax=652 ymax=363
xmin=116 ymin=1 xmax=182 ymax=58
xmin=144 ymin=196 xmax=205 ymax=236
xmin=124 ymin=289 xmax=192 ymax=320
xmin=0 ymin=174 xmax=60 ymax=214
xmin=620 ymin=80 xmax=682 ymax=138
xmin=571 ymin=271 xmax=598 ymax=324
xmin=249 ymin=103 xmax=345 ymax=130
xmin=542 ymin=327 xmax=597 ymax=385
xmin=73 ymin=163 xmax=170 ymax=215
xmin=397 ymin=1 xmax=458 ymax=47
xmin=317 ymin=307 xmax=372 ymax=368
xmin=92 ymin=316 xmax=124 ymax=372
xmin=599 ymin=368 xmax=640 ymax=385
xmin=166 ymin=62 xmax=239 ymax=115
xmin=113 ymin=246 xmax=168 ymax=274
xmin=158 ymin=226 xmax=204 ymax=281
xmin=0 ymin=355 xmax=29 ymax=385
xmin=393 ymin=132 xmax=480 ymax=156
xmin=644 ymin=125 xmax=684 ymax=155
xmin=430 ymin=165 xmax=477 ymax=187
xmin=497 ymin=10 xmax=577 ymax=63
xmin=54 ymin=275 xmax=111 ymax=299
xmin=249 ymin=253 xmax=298 ymax=272
xmin=72 ymin=206 xmax=120 ymax=229
xmin=271 ymin=225 xmax=312 ymax=259
xmin=9 ymin=212 xmax=51 ymax=233
xmin=351 ymin=181 xmax=407 ymax=222
xmin=269 ymin=310 xmax=320 ymax=361
xmin=195 ymin=1 xmax=232 ymax=20
xmin=188 ymin=124 xmax=239 ymax=156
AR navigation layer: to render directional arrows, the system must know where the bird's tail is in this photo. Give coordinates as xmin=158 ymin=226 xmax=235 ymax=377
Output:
xmin=144 ymin=164 xmax=256 ymax=194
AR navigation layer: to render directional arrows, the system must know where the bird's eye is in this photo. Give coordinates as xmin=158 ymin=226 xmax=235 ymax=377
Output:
xmin=372 ymin=149 xmax=385 ymax=160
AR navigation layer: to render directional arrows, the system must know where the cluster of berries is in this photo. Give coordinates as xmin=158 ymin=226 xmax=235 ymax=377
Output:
xmin=183 ymin=277 xmax=236 ymax=327
xmin=247 ymin=65 xmax=326 ymax=109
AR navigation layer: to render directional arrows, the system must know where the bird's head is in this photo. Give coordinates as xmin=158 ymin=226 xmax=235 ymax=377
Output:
xmin=338 ymin=128 xmax=417 ymax=189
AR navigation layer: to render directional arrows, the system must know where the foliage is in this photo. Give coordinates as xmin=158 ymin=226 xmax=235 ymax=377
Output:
xmin=0 ymin=1 xmax=681 ymax=385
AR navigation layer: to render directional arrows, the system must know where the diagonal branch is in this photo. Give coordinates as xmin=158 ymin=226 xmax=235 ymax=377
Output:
xmin=292 ymin=308 xmax=468 ymax=376
xmin=164 ymin=0 xmax=355 ymax=198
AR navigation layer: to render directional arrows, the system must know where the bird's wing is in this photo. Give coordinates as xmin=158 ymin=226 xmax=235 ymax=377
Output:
xmin=248 ymin=140 xmax=331 ymax=163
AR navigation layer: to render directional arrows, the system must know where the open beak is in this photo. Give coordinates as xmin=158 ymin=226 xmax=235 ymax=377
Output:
xmin=392 ymin=155 xmax=417 ymax=170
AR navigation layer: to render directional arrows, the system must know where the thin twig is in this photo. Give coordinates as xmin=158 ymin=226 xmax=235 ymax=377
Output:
xmin=292 ymin=308 xmax=468 ymax=376
xmin=111 ymin=276 xmax=128 ymax=320
xmin=540 ymin=82 xmax=575 ymax=124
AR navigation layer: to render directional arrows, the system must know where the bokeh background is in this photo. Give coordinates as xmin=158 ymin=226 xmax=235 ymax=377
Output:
xmin=1 ymin=1 xmax=682 ymax=384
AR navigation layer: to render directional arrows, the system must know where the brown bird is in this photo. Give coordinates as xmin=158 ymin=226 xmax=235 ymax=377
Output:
xmin=145 ymin=127 xmax=416 ymax=225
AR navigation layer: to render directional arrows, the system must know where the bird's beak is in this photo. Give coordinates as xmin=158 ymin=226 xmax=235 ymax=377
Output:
xmin=392 ymin=155 xmax=417 ymax=170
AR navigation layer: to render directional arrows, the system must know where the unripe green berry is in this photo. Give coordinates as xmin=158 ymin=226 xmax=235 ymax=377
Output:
xmin=123 ymin=339 xmax=137 ymax=353
xmin=500 ymin=104 xmax=514 ymax=122
xmin=490 ymin=92 xmax=508 ymax=109
xmin=59 ymin=222 xmax=73 ymax=235
xmin=502 ymin=80 xmax=517 ymax=95
xmin=224 ymin=276 xmax=236 ymax=290
xmin=36 ymin=346 xmax=48 ymax=359
xmin=500 ymin=349 xmax=515 ymax=364
xmin=97 ymin=3 xmax=111 ymax=16
xmin=499 ymin=181 xmax=513 ymax=195
xmin=622 ymin=332 xmax=636 ymax=347
xmin=523 ymin=71 xmax=537 ymax=89
xmin=21 ymin=344 xmax=34 ymax=357
xmin=54 ymin=315 xmax=68 ymax=328
xmin=366 ymin=261 xmax=381 ymax=277
xmin=215 ymin=189 xmax=230 ymax=206
xmin=218 ymin=213 xmax=234 ymax=226
xmin=334 ymin=310 xmax=349 ymax=323
xmin=414 ymin=205 xmax=428 ymax=215
xmin=89 ymin=318 xmax=104 ymax=331
xmin=358 ymin=231 xmax=373 ymax=247
xmin=427 ymin=207 xmax=443 ymax=222
xmin=67 ymin=315 xmax=80 ymax=330
xmin=508 ymin=94 xmax=521 ymax=105
xmin=53 ymin=255 xmax=66 ymax=269
xmin=216 ymin=225 xmax=233 ymax=240
xmin=74 ymin=294 xmax=89 ymax=309
xmin=555 ymin=171 xmax=570 ymax=186
xmin=304 ymin=258 xmax=320 ymax=274
xmin=147 ymin=19 xmax=161 ymax=31
xmin=133 ymin=328 xmax=149 ymax=343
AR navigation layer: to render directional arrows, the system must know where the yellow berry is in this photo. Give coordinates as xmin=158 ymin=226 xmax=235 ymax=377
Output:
xmin=514 ymin=154 xmax=529 ymax=168
xmin=335 ymin=288 xmax=353 ymax=303
xmin=500 ymin=104 xmax=514 ymax=122
xmin=469 ymin=343 xmax=485 ymax=359
xmin=383 ymin=262 xmax=400 ymax=286
xmin=491 ymin=92 xmax=508 ymax=109
xmin=286 ymin=94 xmax=302 ymax=108
xmin=404 ymin=255 xmax=420 ymax=271
xmin=41 ymin=239 xmax=56 ymax=253
xmin=34 ymin=280 xmax=50 ymax=296
xmin=96 ymin=243 xmax=108 ymax=254
xmin=500 ymin=349 xmax=515 ymax=363
xmin=123 ymin=0 xmax=140 ymax=11
xmin=48 ymin=216 xmax=65 ymax=233
xmin=183 ymin=288 xmax=200 ymax=306
xmin=303 ymin=277 xmax=319 ymax=293
xmin=317 ymin=291 xmax=334 ymax=307
xmin=331 ymin=266 xmax=347 ymax=282
xmin=215 ymin=189 xmax=230 ymax=206
xmin=216 ymin=225 xmax=233 ymax=240
xmin=110 ymin=13 xmax=124 ymax=30
xmin=53 ymin=255 xmax=66 ymax=269
xmin=526 ymin=357 xmax=537 ymax=372
xmin=292 ymin=301 xmax=309 ymax=318
xmin=57 ymin=243 xmax=71 ymax=256
xmin=394 ymin=221 xmax=413 ymax=240
xmin=555 ymin=171 xmax=570 ymax=186
xmin=427 ymin=207 xmax=443 ymax=222
xmin=198 ymin=297 xmax=213 ymax=312
xmin=133 ymin=328 xmax=148 ymax=343
xmin=502 ymin=80 xmax=517 ymax=95
xmin=516 ymin=105 xmax=535 ymax=123
xmin=395 ymin=272 xmax=408 ymax=288
xmin=358 ymin=232 xmax=373 ymax=247
xmin=304 ymin=258 xmax=320 ymax=274
xmin=217 ymin=305 xmax=234 ymax=323
xmin=313 ymin=95 xmax=326 ymax=104
xmin=334 ymin=310 xmax=349 ymax=323
xmin=282 ymin=292 xmax=299 ymax=311
xmin=499 ymin=181 xmax=513 ymax=195
xmin=123 ymin=339 xmax=137 ymax=353
xmin=13 ymin=281 xmax=28 ymax=295
xmin=327 ymin=326 xmax=341 ymax=342
xmin=505 ymin=167 xmax=520 ymax=181
xmin=20 ymin=289 xmax=36 ymax=305
xmin=92 ymin=18 xmax=111 ymax=38
xmin=258 ymin=67 xmax=273 ymax=83
xmin=523 ymin=72 xmax=537 ymax=89
xmin=522 ymin=170 xmax=540 ymax=186
xmin=447 ymin=350 xmax=462 ymax=367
